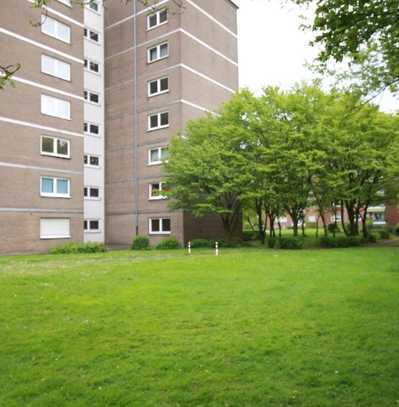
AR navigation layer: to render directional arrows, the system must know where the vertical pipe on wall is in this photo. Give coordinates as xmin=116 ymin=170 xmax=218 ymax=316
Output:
xmin=132 ymin=0 xmax=140 ymax=236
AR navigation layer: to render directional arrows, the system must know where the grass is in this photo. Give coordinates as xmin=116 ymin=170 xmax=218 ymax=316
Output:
xmin=1 ymin=247 xmax=399 ymax=406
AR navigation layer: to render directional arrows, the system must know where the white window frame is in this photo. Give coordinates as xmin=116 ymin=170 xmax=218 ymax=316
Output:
xmin=84 ymin=58 xmax=100 ymax=74
xmin=41 ymin=94 xmax=71 ymax=120
xmin=147 ymin=42 xmax=169 ymax=63
xmin=41 ymin=15 xmax=71 ymax=44
xmin=84 ymin=154 xmax=101 ymax=168
xmin=56 ymin=0 xmax=72 ymax=7
xmin=86 ymin=1 xmax=100 ymax=13
xmin=149 ymin=218 xmax=171 ymax=235
xmin=147 ymin=8 xmax=168 ymax=30
xmin=148 ymin=77 xmax=169 ymax=97
xmin=40 ymin=176 xmax=71 ymax=198
xmin=84 ymin=27 xmax=100 ymax=44
xmin=148 ymin=111 xmax=169 ymax=131
xmin=84 ymin=186 xmax=101 ymax=200
xmin=84 ymin=121 xmax=100 ymax=137
xmin=40 ymin=218 xmax=71 ymax=239
xmin=149 ymin=182 xmax=168 ymax=200
xmin=41 ymin=54 xmax=71 ymax=81
xmin=84 ymin=219 xmax=101 ymax=233
xmin=148 ymin=147 xmax=168 ymax=166
xmin=40 ymin=135 xmax=71 ymax=159
xmin=84 ymin=90 xmax=100 ymax=105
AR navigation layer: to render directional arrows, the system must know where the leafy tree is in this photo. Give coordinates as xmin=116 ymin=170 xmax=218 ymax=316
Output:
xmin=293 ymin=0 xmax=399 ymax=96
xmin=164 ymin=114 xmax=249 ymax=240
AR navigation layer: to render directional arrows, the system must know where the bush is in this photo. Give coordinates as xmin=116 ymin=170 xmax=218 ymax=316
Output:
xmin=242 ymin=230 xmax=258 ymax=241
xmin=328 ymin=223 xmax=341 ymax=234
xmin=156 ymin=236 xmax=181 ymax=250
xmin=49 ymin=242 xmax=106 ymax=254
xmin=378 ymin=229 xmax=391 ymax=240
xmin=267 ymin=236 xmax=277 ymax=248
xmin=131 ymin=236 xmax=150 ymax=250
xmin=319 ymin=235 xmax=363 ymax=249
xmin=364 ymin=233 xmax=378 ymax=244
xmin=190 ymin=239 xmax=214 ymax=248
xmin=279 ymin=236 xmax=304 ymax=250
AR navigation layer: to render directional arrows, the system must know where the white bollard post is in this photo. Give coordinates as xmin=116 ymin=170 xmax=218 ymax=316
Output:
xmin=215 ymin=241 xmax=219 ymax=256
xmin=188 ymin=241 xmax=191 ymax=255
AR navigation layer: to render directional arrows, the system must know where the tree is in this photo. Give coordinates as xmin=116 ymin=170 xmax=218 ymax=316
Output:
xmin=164 ymin=114 xmax=250 ymax=240
xmin=293 ymin=0 xmax=399 ymax=97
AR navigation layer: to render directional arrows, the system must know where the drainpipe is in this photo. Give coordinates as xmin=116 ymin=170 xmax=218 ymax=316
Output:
xmin=132 ymin=0 xmax=139 ymax=236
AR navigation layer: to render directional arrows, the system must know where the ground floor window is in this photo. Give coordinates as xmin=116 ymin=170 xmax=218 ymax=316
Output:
xmin=149 ymin=218 xmax=171 ymax=234
xmin=40 ymin=218 xmax=70 ymax=239
xmin=84 ymin=219 xmax=100 ymax=232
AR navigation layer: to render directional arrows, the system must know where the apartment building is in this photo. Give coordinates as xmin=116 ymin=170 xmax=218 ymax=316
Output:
xmin=105 ymin=0 xmax=239 ymax=246
xmin=0 ymin=0 xmax=239 ymax=253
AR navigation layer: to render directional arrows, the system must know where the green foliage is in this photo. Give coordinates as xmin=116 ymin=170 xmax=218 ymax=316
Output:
xmin=396 ymin=224 xmax=399 ymax=236
xmin=319 ymin=235 xmax=363 ymax=248
xmin=242 ymin=231 xmax=258 ymax=241
xmin=155 ymin=236 xmax=181 ymax=250
xmin=293 ymin=0 xmax=399 ymax=96
xmin=267 ymin=236 xmax=277 ymax=249
xmin=131 ymin=236 xmax=150 ymax=250
xmin=49 ymin=242 xmax=106 ymax=254
xmin=190 ymin=239 xmax=214 ymax=248
xmin=378 ymin=229 xmax=391 ymax=240
xmin=279 ymin=236 xmax=304 ymax=250
xmin=328 ymin=223 xmax=340 ymax=234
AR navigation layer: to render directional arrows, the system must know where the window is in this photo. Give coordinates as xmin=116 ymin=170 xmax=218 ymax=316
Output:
xmin=84 ymin=58 xmax=100 ymax=73
xmin=84 ymin=219 xmax=100 ymax=232
xmin=149 ymin=218 xmax=171 ymax=234
xmin=41 ymin=55 xmax=71 ymax=81
xmin=147 ymin=42 xmax=168 ymax=63
xmin=40 ymin=176 xmax=70 ymax=198
xmin=84 ymin=122 xmax=100 ymax=136
xmin=84 ymin=154 xmax=100 ymax=167
xmin=149 ymin=182 xmax=168 ymax=200
xmin=147 ymin=8 xmax=168 ymax=29
xmin=148 ymin=112 xmax=169 ymax=130
xmin=148 ymin=147 xmax=168 ymax=165
xmin=87 ymin=1 xmax=99 ymax=12
xmin=57 ymin=0 xmax=72 ymax=6
xmin=84 ymin=186 xmax=100 ymax=200
xmin=41 ymin=95 xmax=71 ymax=120
xmin=41 ymin=136 xmax=70 ymax=158
xmin=148 ymin=77 xmax=169 ymax=97
xmin=84 ymin=28 xmax=100 ymax=43
xmin=41 ymin=16 xmax=71 ymax=43
xmin=84 ymin=90 xmax=100 ymax=105
xmin=40 ymin=218 xmax=70 ymax=239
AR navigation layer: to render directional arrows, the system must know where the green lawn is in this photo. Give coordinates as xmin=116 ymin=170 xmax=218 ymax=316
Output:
xmin=1 ymin=248 xmax=399 ymax=407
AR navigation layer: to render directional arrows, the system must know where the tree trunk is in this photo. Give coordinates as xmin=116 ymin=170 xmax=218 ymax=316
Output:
xmin=316 ymin=216 xmax=320 ymax=238
xmin=340 ymin=202 xmax=348 ymax=236
xmin=256 ymin=201 xmax=265 ymax=244
xmin=362 ymin=206 xmax=369 ymax=238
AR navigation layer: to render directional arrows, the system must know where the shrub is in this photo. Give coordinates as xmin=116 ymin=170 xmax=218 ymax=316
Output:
xmin=190 ymin=239 xmax=214 ymax=248
xmin=49 ymin=242 xmax=106 ymax=254
xmin=328 ymin=223 xmax=341 ymax=234
xmin=242 ymin=230 xmax=258 ymax=241
xmin=156 ymin=236 xmax=181 ymax=250
xmin=364 ymin=233 xmax=378 ymax=244
xmin=320 ymin=235 xmax=363 ymax=249
xmin=131 ymin=236 xmax=150 ymax=250
xmin=267 ymin=236 xmax=277 ymax=248
xmin=319 ymin=235 xmax=339 ymax=248
xmin=378 ymin=229 xmax=391 ymax=240
xmin=279 ymin=236 xmax=304 ymax=250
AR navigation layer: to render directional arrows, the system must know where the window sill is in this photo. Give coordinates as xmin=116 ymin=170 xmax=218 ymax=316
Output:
xmin=41 ymin=152 xmax=71 ymax=159
xmin=40 ymin=235 xmax=71 ymax=240
xmin=148 ymin=90 xmax=170 ymax=98
xmin=149 ymin=232 xmax=171 ymax=235
xmin=41 ymin=194 xmax=71 ymax=199
xmin=147 ymin=55 xmax=169 ymax=64
xmin=147 ymin=125 xmax=170 ymax=132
